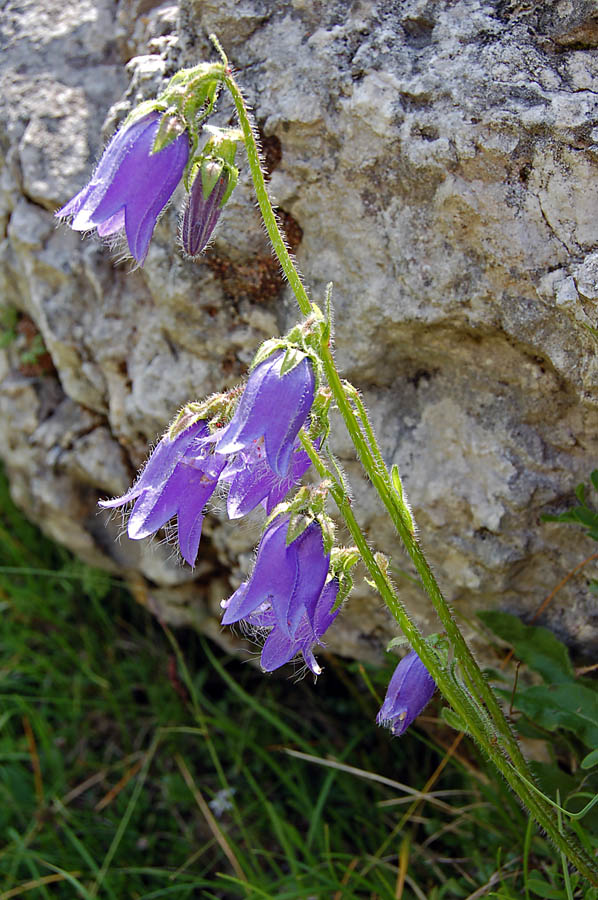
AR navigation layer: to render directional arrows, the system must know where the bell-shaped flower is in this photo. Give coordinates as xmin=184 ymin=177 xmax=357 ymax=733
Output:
xmin=221 ymin=515 xmax=329 ymax=638
xmin=221 ymin=437 xmax=313 ymax=520
xmin=99 ymin=420 xmax=226 ymax=566
xmin=244 ymin=579 xmax=340 ymax=675
xmin=56 ymin=111 xmax=189 ymax=265
xmin=376 ymin=651 xmax=436 ymax=736
xmin=214 ymin=352 xmax=315 ymax=477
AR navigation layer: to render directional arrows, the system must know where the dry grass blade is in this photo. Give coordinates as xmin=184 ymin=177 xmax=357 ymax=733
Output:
xmin=281 ymin=748 xmax=458 ymax=813
xmin=0 ymin=872 xmax=80 ymax=899
xmin=94 ymin=759 xmax=144 ymax=812
xmin=333 ymin=857 xmax=358 ymax=900
xmin=396 ymin=833 xmax=410 ymax=899
xmin=22 ymin=716 xmax=43 ymax=805
xmin=175 ymin=753 xmax=247 ymax=883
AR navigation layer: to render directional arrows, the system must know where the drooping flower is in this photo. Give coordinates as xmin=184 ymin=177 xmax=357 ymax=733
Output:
xmin=56 ymin=111 xmax=189 ymax=265
xmin=181 ymin=163 xmax=229 ymax=256
xmin=99 ymin=420 xmax=226 ymax=566
xmin=376 ymin=651 xmax=436 ymax=736
xmin=215 ymin=352 xmax=316 ymax=477
xmin=245 ymin=579 xmax=340 ymax=675
xmin=221 ymin=436 xmax=313 ymax=520
xmin=221 ymin=515 xmax=330 ymax=638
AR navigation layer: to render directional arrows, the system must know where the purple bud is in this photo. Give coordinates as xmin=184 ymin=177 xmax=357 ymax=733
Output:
xmin=377 ymin=651 xmax=436 ymax=736
xmin=99 ymin=420 xmax=226 ymax=567
xmin=181 ymin=165 xmax=229 ymax=257
xmin=56 ymin=112 xmax=189 ymax=265
xmin=215 ymin=352 xmax=316 ymax=478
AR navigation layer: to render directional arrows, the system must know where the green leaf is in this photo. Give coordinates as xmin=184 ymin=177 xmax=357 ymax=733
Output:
xmin=527 ymin=877 xmax=565 ymax=898
xmin=478 ymin=611 xmax=574 ymax=683
xmin=581 ymin=748 xmax=598 ymax=770
xmin=441 ymin=707 xmax=468 ymax=734
xmin=513 ymin=683 xmax=598 ymax=748
xmin=391 ymin=464 xmax=403 ymax=501
xmin=591 ymin=470 xmax=598 ymax=493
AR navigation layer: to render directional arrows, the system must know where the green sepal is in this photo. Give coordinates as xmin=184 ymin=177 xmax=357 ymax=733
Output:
xmin=168 ymin=394 xmax=229 ymax=440
xmin=391 ymin=464 xmax=404 ymax=501
xmin=285 ymin=324 xmax=303 ymax=345
xmin=441 ymin=707 xmax=469 ymax=734
xmin=318 ymin=514 xmax=335 ymax=556
xmin=251 ymin=339 xmax=287 ymax=370
xmin=280 ymin=347 xmax=308 ymax=377
xmin=374 ymin=551 xmax=389 ymax=576
xmin=151 ymin=111 xmax=188 ymax=154
xmin=333 ymin=572 xmax=353 ymax=609
xmin=286 ymin=513 xmax=313 ymax=546
xmin=122 ymin=98 xmax=168 ymax=131
xmin=309 ymin=481 xmax=331 ymax=517
xmin=330 ymin=546 xmax=360 ymax=574
xmin=386 ymin=635 xmax=410 ymax=652
xmin=201 ymin=157 xmax=225 ymax=198
xmin=191 ymin=126 xmax=243 ymax=198
xmin=426 ymin=633 xmax=450 ymax=667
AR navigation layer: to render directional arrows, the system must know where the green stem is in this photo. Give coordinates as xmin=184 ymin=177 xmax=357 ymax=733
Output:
xmin=299 ymin=434 xmax=598 ymax=884
xmin=223 ymin=67 xmax=598 ymax=883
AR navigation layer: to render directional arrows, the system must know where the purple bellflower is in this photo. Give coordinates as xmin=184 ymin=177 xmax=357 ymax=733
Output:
xmin=245 ymin=579 xmax=340 ymax=675
xmin=99 ymin=420 xmax=226 ymax=567
xmin=221 ymin=515 xmax=330 ymax=639
xmin=376 ymin=651 xmax=436 ymax=736
xmin=56 ymin=111 xmax=189 ymax=265
xmin=221 ymin=436 xmax=313 ymax=519
xmin=181 ymin=166 xmax=229 ymax=257
xmin=215 ymin=351 xmax=316 ymax=478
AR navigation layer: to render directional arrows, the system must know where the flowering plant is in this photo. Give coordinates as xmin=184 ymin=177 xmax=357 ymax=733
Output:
xmin=57 ymin=36 xmax=598 ymax=884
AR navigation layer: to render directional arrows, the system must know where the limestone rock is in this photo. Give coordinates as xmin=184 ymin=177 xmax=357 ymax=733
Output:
xmin=1 ymin=0 xmax=597 ymax=663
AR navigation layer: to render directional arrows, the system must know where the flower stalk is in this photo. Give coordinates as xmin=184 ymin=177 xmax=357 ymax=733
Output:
xmin=218 ymin=48 xmax=598 ymax=883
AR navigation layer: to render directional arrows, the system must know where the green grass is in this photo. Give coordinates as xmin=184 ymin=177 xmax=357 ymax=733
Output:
xmin=0 ymin=467 xmax=596 ymax=899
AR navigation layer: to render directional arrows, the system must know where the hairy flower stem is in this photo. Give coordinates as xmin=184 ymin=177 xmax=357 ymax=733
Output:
xmin=221 ymin=61 xmax=598 ymax=882
xmin=298 ymin=433 xmax=598 ymax=882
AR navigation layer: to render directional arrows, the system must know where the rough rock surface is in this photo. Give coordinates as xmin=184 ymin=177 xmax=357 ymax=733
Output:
xmin=1 ymin=0 xmax=598 ymax=663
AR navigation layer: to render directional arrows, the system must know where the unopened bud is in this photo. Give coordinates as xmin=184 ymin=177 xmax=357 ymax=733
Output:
xmin=181 ymin=164 xmax=229 ymax=257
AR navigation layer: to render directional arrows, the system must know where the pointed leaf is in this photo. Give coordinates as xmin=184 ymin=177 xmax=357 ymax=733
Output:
xmin=479 ymin=610 xmax=574 ymax=683
xmin=527 ymin=877 xmax=566 ymax=898
xmin=575 ymin=482 xmax=586 ymax=504
xmin=391 ymin=464 xmax=404 ymax=501
xmin=581 ymin=748 xmax=598 ymax=769
xmin=441 ymin=707 xmax=468 ymax=733
xmin=512 ymin=683 xmax=598 ymax=748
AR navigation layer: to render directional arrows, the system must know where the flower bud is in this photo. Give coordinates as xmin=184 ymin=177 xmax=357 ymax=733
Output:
xmin=377 ymin=651 xmax=436 ymax=736
xmin=180 ymin=161 xmax=229 ymax=257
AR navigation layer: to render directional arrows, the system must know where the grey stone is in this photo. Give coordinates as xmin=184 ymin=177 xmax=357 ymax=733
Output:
xmin=1 ymin=0 xmax=598 ymax=665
